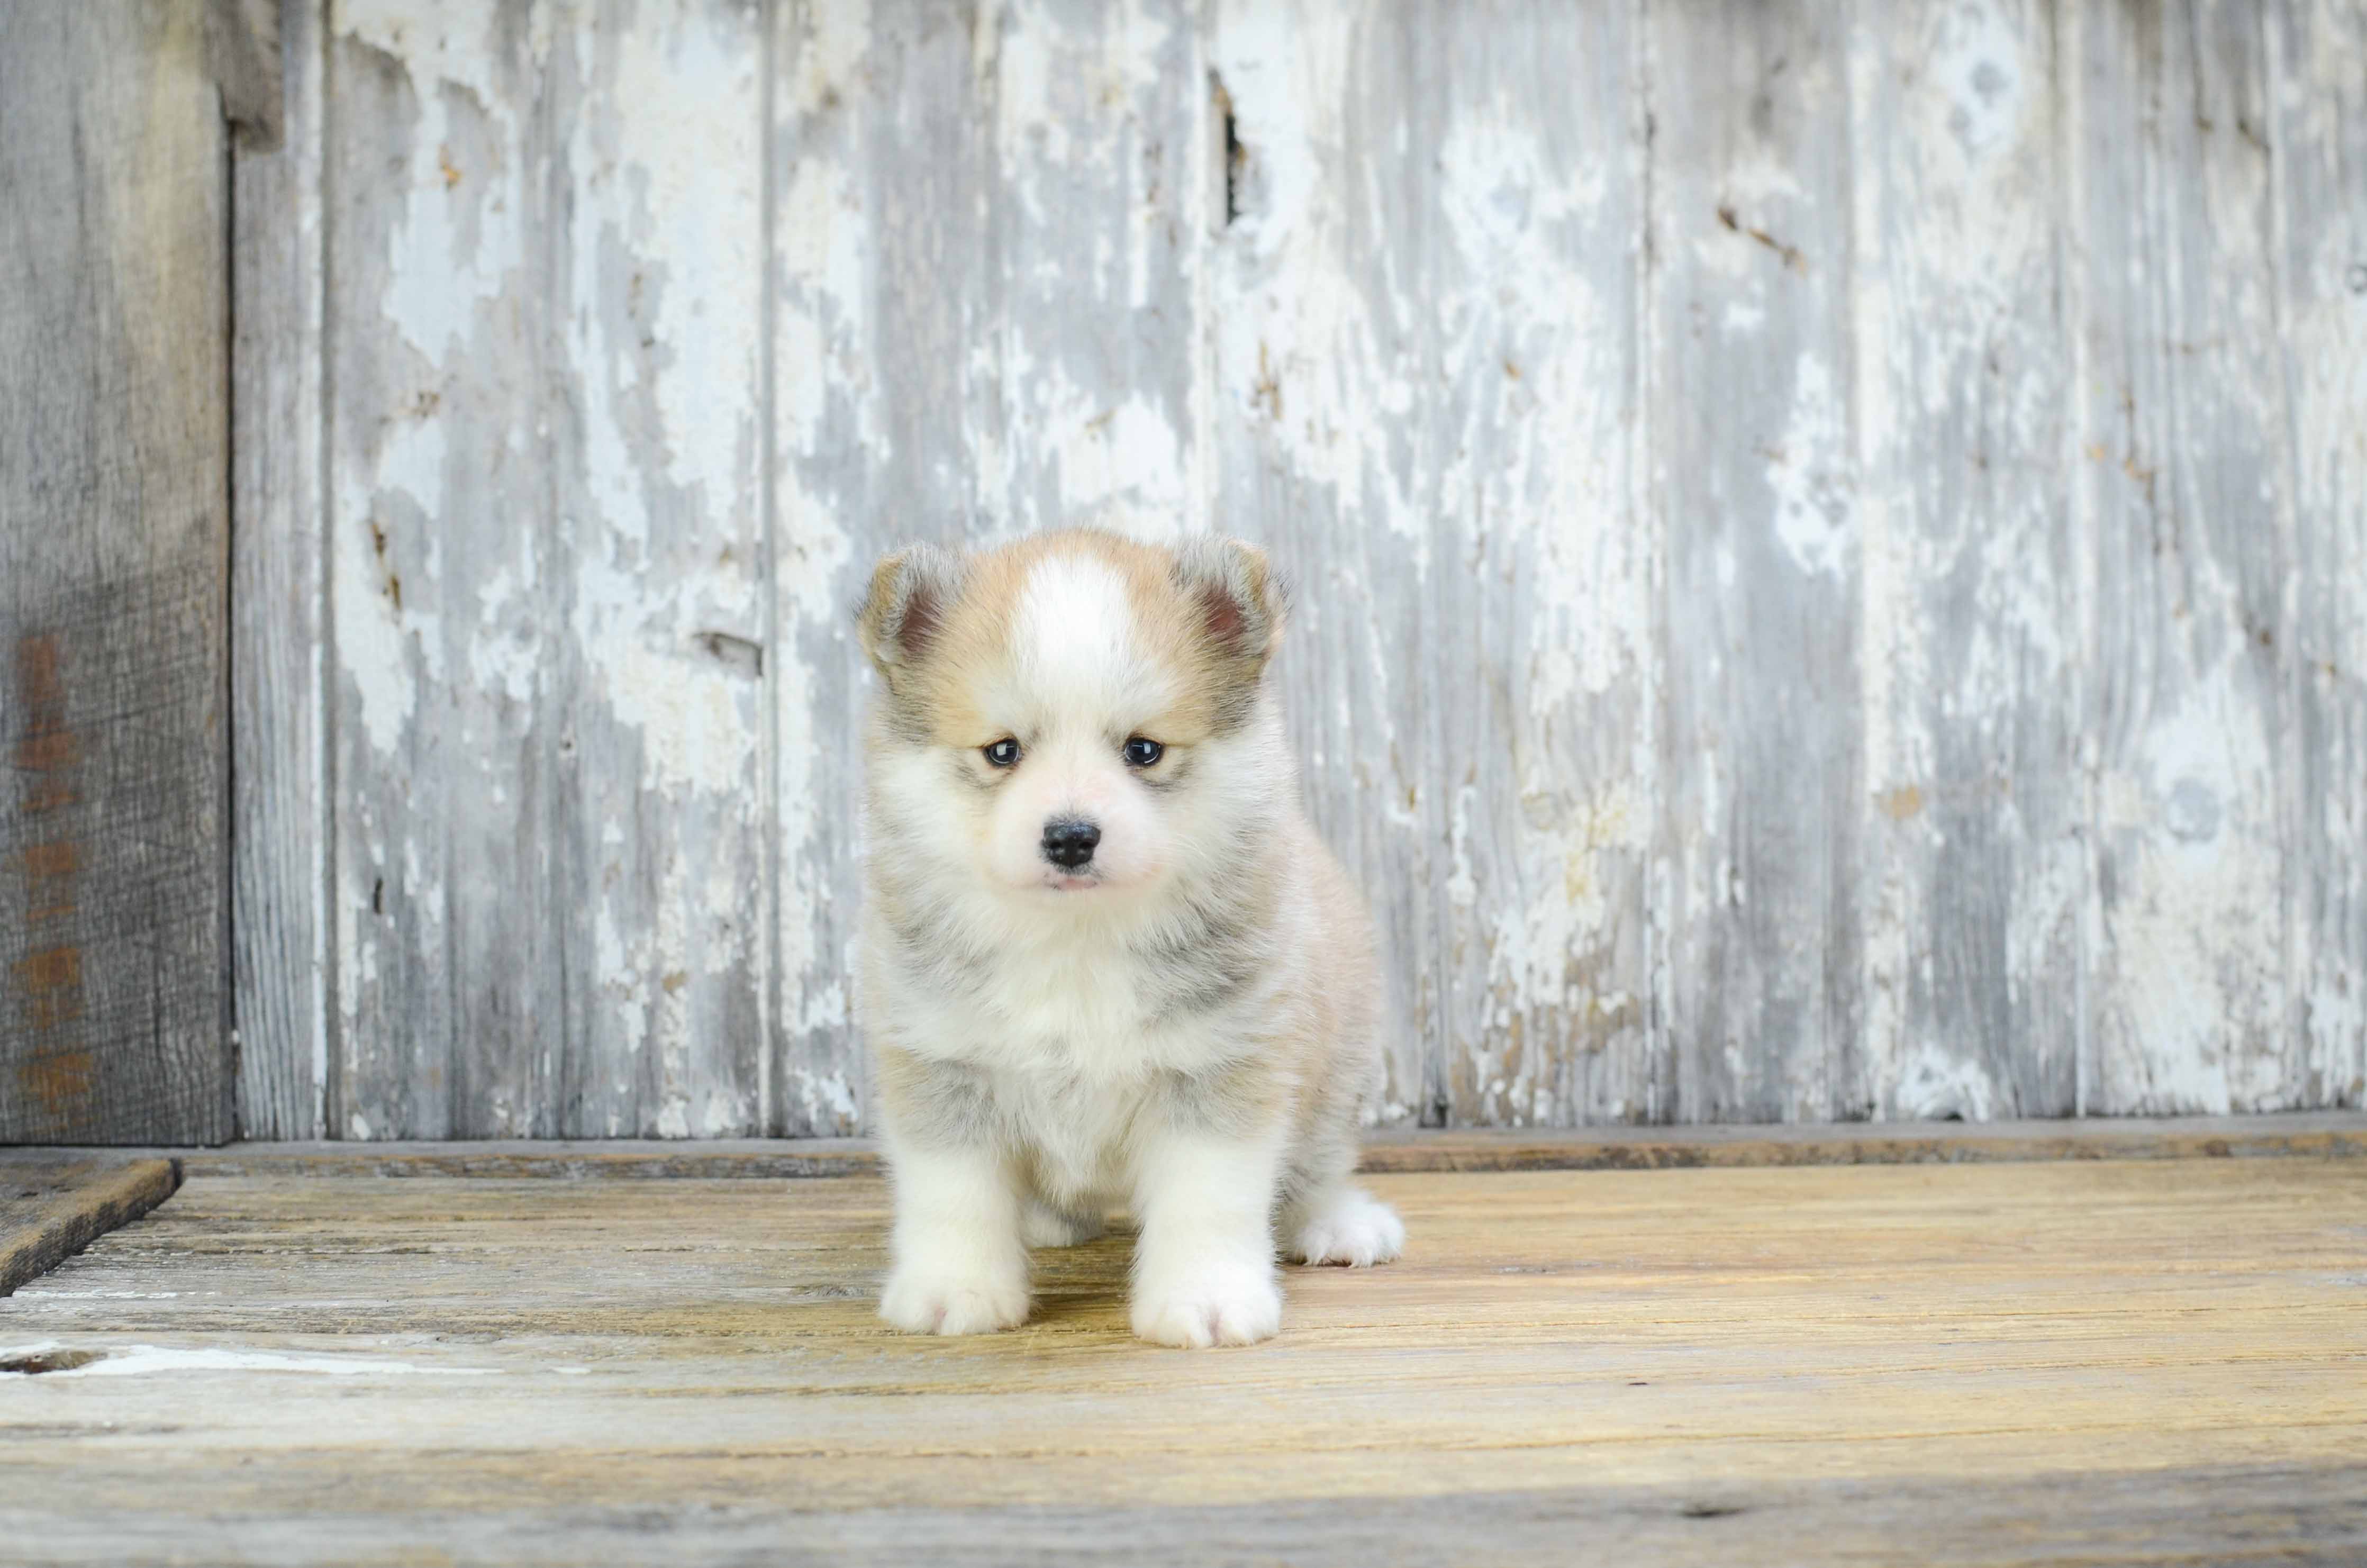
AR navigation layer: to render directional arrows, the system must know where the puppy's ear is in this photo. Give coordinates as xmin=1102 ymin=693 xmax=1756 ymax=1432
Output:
xmin=857 ymin=543 xmax=967 ymax=681
xmin=1172 ymin=536 xmax=1287 ymax=681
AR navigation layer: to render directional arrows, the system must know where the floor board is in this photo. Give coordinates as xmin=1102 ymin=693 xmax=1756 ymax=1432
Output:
xmin=0 ymin=1156 xmax=179 ymax=1298
xmin=2 ymin=1159 xmax=2363 ymax=1564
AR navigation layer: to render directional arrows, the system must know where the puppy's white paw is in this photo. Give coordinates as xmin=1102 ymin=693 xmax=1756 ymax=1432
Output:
xmin=1020 ymin=1199 xmax=1105 ymax=1249
xmin=1285 ymin=1188 xmax=1405 ymax=1267
xmin=1131 ymin=1260 xmax=1283 ymax=1348
xmin=879 ymin=1264 xmax=1030 ymax=1336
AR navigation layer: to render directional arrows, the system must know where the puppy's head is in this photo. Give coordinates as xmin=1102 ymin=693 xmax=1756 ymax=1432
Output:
xmin=859 ymin=530 xmax=1286 ymax=902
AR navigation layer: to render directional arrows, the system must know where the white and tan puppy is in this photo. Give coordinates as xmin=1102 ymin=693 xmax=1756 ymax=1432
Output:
xmin=857 ymin=528 xmax=1402 ymax=1348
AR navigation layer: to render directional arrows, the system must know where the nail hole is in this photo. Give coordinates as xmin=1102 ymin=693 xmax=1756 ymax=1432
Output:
xmin=693 ymin=631 xmax=764 ymax=679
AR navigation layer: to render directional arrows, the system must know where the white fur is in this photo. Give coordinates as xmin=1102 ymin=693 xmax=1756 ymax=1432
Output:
xmin=1129 ymin=1125 xmax=1286 ymax=1348
xmin=863 ymin=538 xmax=1399 ymax=1347
xmin=876 ymin=1143 xmax=1030 ymax=1335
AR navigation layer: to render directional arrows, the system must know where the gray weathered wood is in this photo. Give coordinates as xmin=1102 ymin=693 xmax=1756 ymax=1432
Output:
xmin=1847 ymin=0 xmax=2083 ymax=1118
xmin=2266 ymin=0 xmax=2367 ymax=1110
xmin=230 ymin=0 xmax=2367 ymax=1136
xmin=206 ymin=0 xmax=285 ymax=149
xmin=1 ymin=2 xmax=233 ymax=1145
xmin=1207 ymin=1 xmax=1654 ymax=1127
xmin=0 ymin=1156 xmax=181 ymax=1297
xmin=2071 ymin=0 xmax=2302 ymax=1114
xmin=1649 ymin=1 xmax=1863 ymax=1121
xmin=768 ymin=0 xmax=1210 ymax=1132
xmin=232 ymin=0 xmax=328 ymax=1140
xmin=325 ymin=0 xmax=768 ymax=1137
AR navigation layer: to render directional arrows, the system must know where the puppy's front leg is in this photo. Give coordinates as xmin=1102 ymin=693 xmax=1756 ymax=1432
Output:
xmin=1129 ymin=1124 xmax=1284 ymax=1348
xmin=879 ymin=1142 xmax=1031 ymax=1335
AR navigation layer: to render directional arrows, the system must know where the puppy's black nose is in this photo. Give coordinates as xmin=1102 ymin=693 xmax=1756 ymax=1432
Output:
xmin=1041 ymin=818 xmax=1101 ymax=869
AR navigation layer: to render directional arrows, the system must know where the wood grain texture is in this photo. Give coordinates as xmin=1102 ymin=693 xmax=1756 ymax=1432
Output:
xmin=325 ymin=0 xmax=768 ymax=1138
xmin=232 ymin=1 xmax=2367 ymax=1136
xmin=1210 ymin=2 xmax=1655 ymax=1128
xmin=206 ymin=0 xmax=286 ymax=148
xmin=0 ymin=1157 xmax=180 ymax=1298
xmin=2266 ymin=0 xmax=2367 ymax=1110
xmin=1649 ymin=1 xmax=1863 ymax=1121
xmin=233 ymin=0 xmax=329 ymax=1140
xmin=2 ymin=1159 xmax=2363 ymax=1563
xmin=1 ymin=2 xmax=234 ymax=1145
xmin=768 ymin=0 xmax=1212 ymax=1132
xmin=2071 ymin=0 xmax=2303 ymax=1114
xmin=1847 ymin=0 xmax=2082 ymax=1120
xmin=123 ymin=1109 xmax=2367 ymax=1178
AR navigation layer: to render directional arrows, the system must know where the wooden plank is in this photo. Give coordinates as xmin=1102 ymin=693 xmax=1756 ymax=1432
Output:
xmin=324 ymin=0 xmax=541 ymax=1137
xmin=326 ymin=0 xmax=768 ymax=1137
xmin=1207 ymin=1 xmax=1653 ymax=1128
xmin=0 ymin=1462 xmax=2359 ymax=1567
xmin=546 ymin=0 xmax=768 ymax=1139
xmin=1 ymin=1160 xmax=2362 ymax=1563
xmin=2265 ymin=0 xmax=2367 ymax=1109
xmin=232 ymin=0 xmax=329 ymax=1140
xmin=89 ymin=1110 xmax=2367 ymax=1179
xmin=0 ymin=1157 xmax=180 ymax=1297
xmin=1648 ymin=2 xmax=1862 ymax=1121
xmin=0 ymin=2 xmax=234 ymax=1145
xmin=1847 ymin=1 xmax=2083 ymax=1119
xmin=769 ymin=0 xmax=1210 ymax=1132
xmin=2071 ymin=0 xmax=2301 ymax=1114
xmin=767 ymin=0 xmax=984 ymax=1135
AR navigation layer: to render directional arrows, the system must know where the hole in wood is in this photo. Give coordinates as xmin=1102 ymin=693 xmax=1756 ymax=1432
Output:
xmin=0 ymin=1348 xmax=106 ymax=1375
xmin=1209 ymin=70 xmax=1243 ymax=230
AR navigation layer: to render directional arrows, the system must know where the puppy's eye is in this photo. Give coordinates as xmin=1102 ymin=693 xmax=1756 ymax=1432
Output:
xmin=982 ymin=738 xmax=1021 ymax=768
xmin=1123 ymin=737 xmax=1164 ymax=767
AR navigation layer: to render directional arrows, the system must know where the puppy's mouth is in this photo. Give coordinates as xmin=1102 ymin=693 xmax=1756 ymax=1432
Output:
xmin=1042 ymin=873 xmax=1106 ymax=892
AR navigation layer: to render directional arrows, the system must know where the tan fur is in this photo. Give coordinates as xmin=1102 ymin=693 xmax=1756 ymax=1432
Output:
xmin=856 ymin=529 xmax=1402 ymax=1347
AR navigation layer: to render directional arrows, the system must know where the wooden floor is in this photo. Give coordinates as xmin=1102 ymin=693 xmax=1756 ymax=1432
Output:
xmin=3 ymin=1154 xmax=2364 ymax=1564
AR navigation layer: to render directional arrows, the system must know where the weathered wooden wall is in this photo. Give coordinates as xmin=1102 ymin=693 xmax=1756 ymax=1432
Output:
xmin=231 ymin=0 xmax=2367 ymax=1139
xmin=1 ymin=3 xmax=238 ymax=1144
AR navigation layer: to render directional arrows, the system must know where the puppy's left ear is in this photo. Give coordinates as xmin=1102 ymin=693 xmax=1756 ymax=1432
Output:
xmin=1173 ymin=536 xmax=1287 ymax=681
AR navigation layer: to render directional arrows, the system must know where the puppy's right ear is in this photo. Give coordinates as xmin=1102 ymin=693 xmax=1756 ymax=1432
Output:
xmin=857 ymin=543 xmax=967 ymax=682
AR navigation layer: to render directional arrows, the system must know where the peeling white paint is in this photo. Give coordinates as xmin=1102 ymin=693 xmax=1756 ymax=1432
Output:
xmin=280 ymin=0 xmax=2364 ymax=1141
xmin=1767 ymin=352 xmax=1853 ymax=581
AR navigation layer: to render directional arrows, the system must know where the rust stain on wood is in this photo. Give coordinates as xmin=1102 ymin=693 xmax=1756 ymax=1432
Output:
xmin=18 ymin=1049 xmax=95 ymax=1114
xmin=10 ymin=632 xmax=92 ymax=1125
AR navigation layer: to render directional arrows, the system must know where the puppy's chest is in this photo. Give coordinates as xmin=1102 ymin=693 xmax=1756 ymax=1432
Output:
xmin=964 ymin=944 xmax=1181 ymax=1071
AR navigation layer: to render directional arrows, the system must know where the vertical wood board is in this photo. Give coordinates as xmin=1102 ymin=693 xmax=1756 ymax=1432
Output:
xmin=233 ymin=0 xmax=330 ymax=1139
xmin=2071 ymin=0 xmax=2301 ymax=1114
xmin=1 ymin=2 xmax=233 ymax=1145
xmin=1846 ymin=0 xmax=2083 ymax=1119
xmin=1648 ymin=0 xmax=1864 ymax=1121
xmin=1207 ymin=0 xmax=1655 ymax=1127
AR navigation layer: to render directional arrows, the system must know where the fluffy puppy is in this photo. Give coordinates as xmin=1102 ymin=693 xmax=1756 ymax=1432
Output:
xmin=857 ymin=529 xmax=1403 ymax=1348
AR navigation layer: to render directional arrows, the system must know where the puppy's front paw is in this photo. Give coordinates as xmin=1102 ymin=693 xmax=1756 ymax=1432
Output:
xmin=1286 ymin=1188 xmax=1405 ymax=1267
xmin=1131 ymin=1259 xmax=1283 ymax=1348
xmin=879 ymin=1264 xmax=1030 ymax=1336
